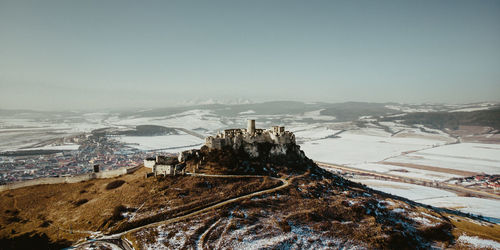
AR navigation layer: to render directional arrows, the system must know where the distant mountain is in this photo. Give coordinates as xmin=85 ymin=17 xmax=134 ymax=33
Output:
xmin=382 ymin=108 xmax=500 ymax=130
xmin=121 ymin=101 xmax=400 ymax=119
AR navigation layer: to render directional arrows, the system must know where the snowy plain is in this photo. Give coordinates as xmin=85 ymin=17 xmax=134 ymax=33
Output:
xmin=347 ymin=163 xmax=460 ymax=182
xmin=353 ymin=179 xmax=500 ymax=223
xmin=387 ymin=143 xmax=500 ymax=174
xmin=114 ymin=133 xmax=203 ymax=152
xmin=299 ymin=128 xmax=448 ymax=165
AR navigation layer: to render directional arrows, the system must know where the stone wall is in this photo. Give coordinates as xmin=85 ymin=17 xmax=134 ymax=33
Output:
xmin=0 ymin=165 xmax=143 ymax=192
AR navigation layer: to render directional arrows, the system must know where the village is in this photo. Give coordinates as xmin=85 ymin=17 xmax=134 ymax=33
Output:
xmin=0 ymin=133 xmax=157 ymax=184
xmin=447 ymin=174 xmax=500 ymax=192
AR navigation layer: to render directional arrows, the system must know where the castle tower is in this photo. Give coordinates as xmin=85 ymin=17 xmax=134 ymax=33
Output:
xmin=247 ymin=119 xmax=256 ymax=134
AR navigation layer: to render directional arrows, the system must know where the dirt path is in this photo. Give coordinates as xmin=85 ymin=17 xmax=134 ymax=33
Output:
xmin=196 ymin=218 xmax=222 ymax=250
xmin=73 ymin=174 xmax=290 ymax=249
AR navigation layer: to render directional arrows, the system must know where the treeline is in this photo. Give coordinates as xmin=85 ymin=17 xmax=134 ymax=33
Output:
xmin=0 ymin=149 xmax=66 ymax=157
xmin=381 ymin=108 xmax=500 ymax=130
xmin=114 ymin=125 xmax=178 ymax=136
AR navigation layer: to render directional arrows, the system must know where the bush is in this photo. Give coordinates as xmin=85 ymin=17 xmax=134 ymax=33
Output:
xmin=277 ymin=220 xmax=291 ymax=232
xmin=106 ymin=180 xmax=125 ymax=190
xmin=111 ymin=205 xmax=127 ymax=221
xmin=418 ymin=223 xmax=453 ymax=242
xmin=39 ymin=220 xmax=52 ymax=228
xmin=74 ymin=198 xmax=89 ymax=206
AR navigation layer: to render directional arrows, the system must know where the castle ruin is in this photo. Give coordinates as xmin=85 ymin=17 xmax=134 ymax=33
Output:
xmin=144 ymin=155 xmax=186 ymax=176
xmin=205 ymin=120 xmax=295 ymax=150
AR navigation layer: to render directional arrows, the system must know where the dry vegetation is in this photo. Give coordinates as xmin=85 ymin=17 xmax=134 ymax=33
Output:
xmin=0 ymin=167 xmax=280 ymax=249
xmin=1 ymin=146 xmax=498 ymax=249
xmin=130 ymin=170 xmax=500 ymax=249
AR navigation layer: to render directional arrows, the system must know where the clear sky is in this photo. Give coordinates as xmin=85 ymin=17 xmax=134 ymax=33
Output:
xmin=1 ymin=0 xmax=499 ymax=110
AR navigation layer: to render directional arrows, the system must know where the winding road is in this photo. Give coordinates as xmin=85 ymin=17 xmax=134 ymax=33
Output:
xmin=72 ymin=174 xmax=290 ymax=249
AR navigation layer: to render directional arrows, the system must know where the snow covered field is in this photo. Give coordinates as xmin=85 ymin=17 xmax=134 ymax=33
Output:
xmin=110 ymin=109 xmax=225 ymax=134
xmin=291 ymin=125 xmax=341 ymax=141
xmin=299 ymin=128 xmax=448 ymax=165
xmin=18 ymin=144 xmax=81 ymax=151
xmin=115 ymin=133 xmax=204 ymax=152
xmin=388 ymin=143 xmax=500 ymax=174
xmin=348 ymin=163 xmax=460 ymax=182
xmin=353 ymin=179 xmax=500 ymax=223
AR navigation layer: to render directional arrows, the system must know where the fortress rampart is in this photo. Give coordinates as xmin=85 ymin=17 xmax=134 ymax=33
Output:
xmin=0 ymin=165 xmax=142 ymax=192
xmin=205 ymin=120 xmax=295 ymax=150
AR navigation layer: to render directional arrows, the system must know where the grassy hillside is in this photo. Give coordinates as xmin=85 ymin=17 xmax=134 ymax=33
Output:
xmin=0 ymin=167 xmax=279 ymax=249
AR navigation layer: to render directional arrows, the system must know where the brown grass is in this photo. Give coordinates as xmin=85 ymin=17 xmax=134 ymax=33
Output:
xmin=447 ymin=215 xmax=500 ymax=242
xmin=0 ymin=167 xmax=280 ymax=248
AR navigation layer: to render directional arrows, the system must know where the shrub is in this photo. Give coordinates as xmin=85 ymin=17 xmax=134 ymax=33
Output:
xmin=277 ymin=220 xmax=291 ymax=232
xmin=106 ymin=180 xmax=125 ymax=190
xmin=111 ymin=205 xmax=127 ymax=221
xmin=418 ymin=223 xmax=453 ymax=242
xmin=39 ymin=220 xmax=52 ymax=228
xmin=74 ymin=198 xmax=89 ymax=206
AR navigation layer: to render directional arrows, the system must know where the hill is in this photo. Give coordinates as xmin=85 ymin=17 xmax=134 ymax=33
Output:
xmin=1 ymin=142 xmax=499 ymax=249
xmin=381 ymin=108 xmax=500 ymax=130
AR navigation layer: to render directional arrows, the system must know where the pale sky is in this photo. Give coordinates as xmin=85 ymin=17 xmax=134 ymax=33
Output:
xmin=1 ymin=0 xmax=499 ymax=110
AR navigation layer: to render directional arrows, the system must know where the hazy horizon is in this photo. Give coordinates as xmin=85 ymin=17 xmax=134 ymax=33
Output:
xmin=1 ymin=0 xmax=499 ymax=110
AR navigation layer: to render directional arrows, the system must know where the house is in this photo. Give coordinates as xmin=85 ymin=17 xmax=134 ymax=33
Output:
xmin=145 ymin=155 xmax=186 ymax=177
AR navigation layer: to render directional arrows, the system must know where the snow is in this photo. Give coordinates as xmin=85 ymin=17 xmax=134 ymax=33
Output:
xmin=227 ymin=223 xmax=361 ymax=249
xmin=420 ymin=197 xmax=500 ymax=223
xmin=385 ymin=105 xmax=436 ymax=113
xmin=114 ymin=109 xmax=225 ymax=132
xmin=458 ymin=235 xmax=500 ymax=249
xmin=449 ymin=107 xmax=491 ymax=112
xmin=238 ymin=110 xmax=256 ymax=115
xmin=389 ymin=143 xmax=500 ymax=174
xmin=292 ymin=126 xmax=341 ymax=141
xmin=411 ymin=216 xmax=434 ymax=226
xmin=348 ymin=163 xmax=459 ymax=181
xmin=354 ymin=179 xmax=457 ymax=201
xmin=21 ymin=144 xmax=81 ymax=151
xmin=114 ymin=133 xmax=203 ymax=152
xmin=145 ymin=223 xmax=204 ymax=250
xmin=299 ymin=109 xmax=336 ymax=121
xmin=353 ymin=179 xmax=500 ymax=223
xmin=300 ymin=128 xmax=446 ymax=165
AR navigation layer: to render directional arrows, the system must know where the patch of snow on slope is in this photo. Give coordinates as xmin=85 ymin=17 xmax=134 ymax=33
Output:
xmin=228 ymin=224 xmax=363 ymax=249
xmin=458 ymin=235 xmax=500 ymax=249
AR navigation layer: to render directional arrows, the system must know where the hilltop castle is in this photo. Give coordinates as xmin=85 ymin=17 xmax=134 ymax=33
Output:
xmin=144 ymin=120 xmax=298 ymax=176
xmin=205 ymin=120 xmax=295 ymax=150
